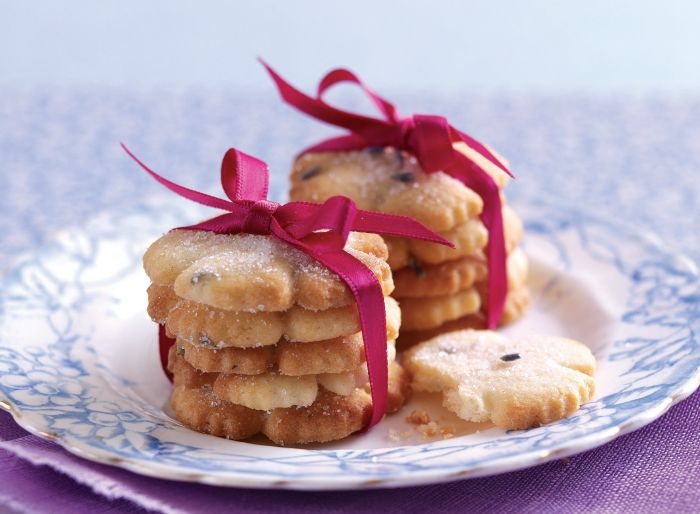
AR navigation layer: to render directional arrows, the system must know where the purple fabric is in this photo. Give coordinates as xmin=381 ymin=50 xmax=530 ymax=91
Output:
xmin=2 ymin=389 xmax=698 ymax=513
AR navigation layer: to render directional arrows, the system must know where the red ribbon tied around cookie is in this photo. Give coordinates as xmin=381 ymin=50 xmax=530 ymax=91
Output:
xmin=261 ymin=60 xmax=512 ymax=329
xmin=122 ymin=143 xmax=452 ymax=429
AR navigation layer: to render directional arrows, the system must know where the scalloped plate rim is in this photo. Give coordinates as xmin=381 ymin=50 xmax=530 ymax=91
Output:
xmin=1 ymin=198 xmax=699 ymax=490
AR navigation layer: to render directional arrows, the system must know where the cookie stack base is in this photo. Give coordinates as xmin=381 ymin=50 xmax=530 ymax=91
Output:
xmin=168 ymin=347 xmax=411 ymax=445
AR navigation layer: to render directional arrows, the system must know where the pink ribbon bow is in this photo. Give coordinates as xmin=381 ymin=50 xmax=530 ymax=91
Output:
xmin=261 ymin=60 xmax=512 ymax=329
xmin=122 ymin=143 xmax=451 ymax=429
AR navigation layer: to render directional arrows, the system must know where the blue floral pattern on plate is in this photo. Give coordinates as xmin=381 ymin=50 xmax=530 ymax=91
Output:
xmin=0 ymin=199 xmax=698 ymax=490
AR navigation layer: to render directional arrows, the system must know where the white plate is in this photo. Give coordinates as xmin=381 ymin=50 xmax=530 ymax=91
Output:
xmin=1 ymin=199 xmax=699 ymax=490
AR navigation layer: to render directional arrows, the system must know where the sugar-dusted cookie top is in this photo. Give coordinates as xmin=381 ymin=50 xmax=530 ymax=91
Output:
xmin=291 ymin=148 xmax=484 ymax=233
xmin=402 ymin=330 xmax=596 ymax=429
xmin=143 ymin=229 xmax=392 ymax=312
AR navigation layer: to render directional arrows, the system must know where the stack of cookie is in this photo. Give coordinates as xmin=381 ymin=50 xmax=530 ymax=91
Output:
xmin=143 ymin=228 xmax=411 ymax=445
xmin=289 ymin=144 xmax=529 ymax=348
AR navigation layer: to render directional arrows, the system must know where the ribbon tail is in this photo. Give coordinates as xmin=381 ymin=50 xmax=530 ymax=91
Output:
xmin=159 ymin=324 xmax=175 ymax=382
xmin=259 ymin=60 xmax=397 ymax=136
xmin=317 ymin=68 xmax=400 ymax=122
xmin=178 ymin=211 xmax=249 ymax=234
xmin=480 ymin=201 xmax=508 ymax=328
xmin=299 ymin=134 xmax=374 ymax=157
xmin=318 ymin=251 xmax=388 ymax=429
xmin=451 ymin=127 xmax=513 ymax=177
xmin=121 ymin=143 xmax=238 ymax=212
xmin=446 ymin=154 xmax=508 ymax=329
xmin=351 ymin=210 xmax=454 ymax=248
xmin=272 ymin=224 xmax=388 ymax=430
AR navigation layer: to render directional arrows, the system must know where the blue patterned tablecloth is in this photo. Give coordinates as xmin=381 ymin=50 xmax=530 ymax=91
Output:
xmin=0 ymin=88 xmax=698 ymax=513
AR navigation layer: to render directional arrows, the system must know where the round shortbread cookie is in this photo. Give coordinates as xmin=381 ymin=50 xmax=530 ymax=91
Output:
xmin=160 ymin=292 xmax=400 ymax=347
xmin=505 ymin=246 xmax=529 ymax=290
xmin=176 ymin=333 xmax=389 ymax=376
xmin=452 ymin=141 xmax=511 ymax=189
xmin=145 ymin=229 xmax=387 ymax=285
xmin=170 ymin=384 xmax=265 ymax=440
xmin=167 ymin=344 xmax=216 ymax=389
xmin=384 ymin=204 xmax=523 ymax=270
xmin=262 ymin=360 xmax=411 ymax=445
xmin=162 ymin=292 xmax=284 ymax=347
xmin=262 ymin=387 xmax=372 ymax=446
xmin=169 ymin=345 xmax=408 ymax=407
xmin=315 ymin=344 xmax=397 ymax=396
xmin=290 ymin=148 xmax=484 ymax=233
xmin=147 ymin=283 xmax=180 ymax=324
xmin=392 ymin=246 xmax=528 ymax=299
xmin=144 ymin=230 xmax=393 ymax=312
xmin=399 ymin=288 xmax=481 ymax=331
xmin=176 ymin=338 xmax=278 ymax=375
xmin=211 ymin=352 xmax=400 ymax=412
xmin=317 ymin=366 xmax=369 ymax=397
xmin=396 ymin=285 xmax=531 ymax=349
xmin=384 ymin=218 xmax=488 ymax=269
xmin=168 ymin=333 xmax=388 ymax=382
xmin=402 ymin=329 xmax=596 ymax=429
xmin=500 ymin=285 xmax=531 ymax=323
xmin=276 ymin=334 xmax=369 ymax=376
xmin=392 ymin=256 xmax=488 ymax=299
xmin=213 ymin=372 xmax=319 ymax=410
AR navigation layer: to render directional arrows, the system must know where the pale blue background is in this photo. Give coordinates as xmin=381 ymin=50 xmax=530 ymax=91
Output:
xmin=2 ymin=0 xmax=700 ymax=93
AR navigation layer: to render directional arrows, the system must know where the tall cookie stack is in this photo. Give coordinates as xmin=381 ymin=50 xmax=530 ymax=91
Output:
xmin=289 ymin=144 xmax=529 ymax=348
xmin=143 ymin=229 xmax=411 ymax=445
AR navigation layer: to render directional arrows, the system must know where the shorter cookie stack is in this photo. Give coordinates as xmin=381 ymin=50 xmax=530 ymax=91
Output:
xmin=144 ymin=229 xmax=410 ymax=446
xmin=290 ymin=143 xmax=530 ymax=348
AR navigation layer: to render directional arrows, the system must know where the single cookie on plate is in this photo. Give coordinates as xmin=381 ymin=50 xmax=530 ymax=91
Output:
xmin=402 ymin=329 xmax=596 ymax=429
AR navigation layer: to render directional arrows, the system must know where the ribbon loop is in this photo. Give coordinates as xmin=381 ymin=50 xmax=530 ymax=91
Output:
xmin=317 ymin=68 xmax=401 ymax=124
xmin=222 ymin=147 xmax=270 ymax=202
